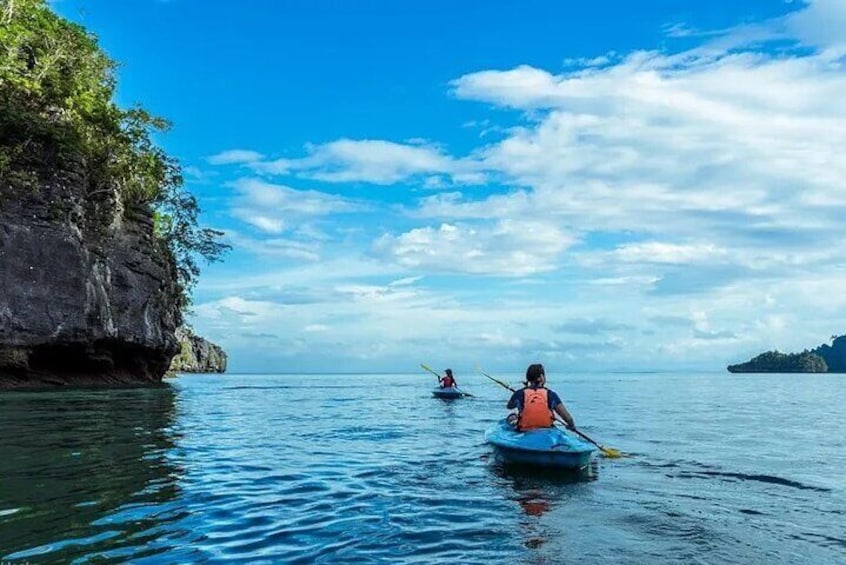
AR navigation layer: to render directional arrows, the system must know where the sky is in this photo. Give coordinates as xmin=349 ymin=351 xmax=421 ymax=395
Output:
xmin=54 ymin=0 xmax=846 ymax=373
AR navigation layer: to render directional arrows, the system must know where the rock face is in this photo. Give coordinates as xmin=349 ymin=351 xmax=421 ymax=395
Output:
xmin=0 ymin=165 xmax=181 ymax=388
xmin=169 ymin=327 xmax=227 ymax=373
xmin=812 ymin=335 xmax=846 ymax=372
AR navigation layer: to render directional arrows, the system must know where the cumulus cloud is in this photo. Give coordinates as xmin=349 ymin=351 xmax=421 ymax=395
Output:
xmin=207 ymin=149 xmax=265 ymax=165
xmin=228 ymin=178 xmax=363 ymax=239
xmin=388 ymin=276 xmax=423 ymax=287
xmin=435 ymin=6 xmax=846 ymax=295
xmin=373 ymin=220 xmax=575 ymax=276
xmin=784 ymin=0 xmax=846 ymax=57
xmin=226 ymin=232 xmax=322 ymax=261
xmin=194 ymin=296 xmax=280 ymax=321
xmin=612 ymin=242 xmax=729 ymax=264
xmin=553 ymin=319 xmax=634 ymax=335
xmin=693 ymin=328 xmax=737 ymax=340
xmin=232 ymin=178 xmax=359 ymax=215
xmin=250 ymin=139 xmax=483 ymax=186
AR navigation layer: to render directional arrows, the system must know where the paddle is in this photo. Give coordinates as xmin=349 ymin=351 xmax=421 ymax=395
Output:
xmin=554 ymin=415 xmax=622 ymax=458
xmin=478 ymin=366 xmax=622 ymax=458
xmin=478 ymin=368 xmax=516 ymax=392
xmin=419 ymin=363 xmax=474 ymax=397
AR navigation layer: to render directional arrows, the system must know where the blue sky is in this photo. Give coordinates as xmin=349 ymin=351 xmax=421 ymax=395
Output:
xmin=55 ymin=0 xmax=846 ymax=373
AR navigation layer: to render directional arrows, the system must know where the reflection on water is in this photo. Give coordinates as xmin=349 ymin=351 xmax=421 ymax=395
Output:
xmin=0 ymin=386 xmax=185 ymax=562
xmin=492 ymin=459 xmax=599 ymax=493
xmin=490 ymin=459 xmax=599 ymax=552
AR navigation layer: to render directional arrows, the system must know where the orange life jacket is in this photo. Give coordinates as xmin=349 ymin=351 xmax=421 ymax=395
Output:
xmin=441 ymin=376 xmax=455 ymax=388
xmin=517 ymin=387 xmax=554 ymax=431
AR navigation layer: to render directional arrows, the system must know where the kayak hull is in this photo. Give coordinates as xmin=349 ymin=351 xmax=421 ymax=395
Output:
xmin=485 ymin=419 xmax=595 ymax=469
xmin=432 ymin=387 xmax=463 ymax=399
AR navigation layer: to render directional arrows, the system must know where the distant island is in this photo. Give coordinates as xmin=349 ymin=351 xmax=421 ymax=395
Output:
xmin=727 ymin=335 xmax=846 ymax=373
xmin=169 ymin=327 xmax=227 ymax=374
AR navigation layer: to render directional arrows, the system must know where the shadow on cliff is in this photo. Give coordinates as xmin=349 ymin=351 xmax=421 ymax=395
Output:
xmin=0 ymin=385 xmax=192 ymax=562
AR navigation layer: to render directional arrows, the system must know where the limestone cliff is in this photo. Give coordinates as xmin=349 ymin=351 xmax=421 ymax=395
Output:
xmin=0 ymin=162 xmax=182 ymax=388
xmin=0 ymin=0 xmax=230 ymax=389
xmin=169 ymin=327 xmax=227 ymax=373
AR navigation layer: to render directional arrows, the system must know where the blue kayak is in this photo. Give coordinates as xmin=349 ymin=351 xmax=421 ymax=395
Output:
xmin=432 ymin=386 xmax=464 ymax=399
xmin=485 ymin=419 xmax=595 ymax=469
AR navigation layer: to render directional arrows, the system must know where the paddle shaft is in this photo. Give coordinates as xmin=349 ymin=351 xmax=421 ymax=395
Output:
xmin=554 ymin=414 xmax=616 ymax=455
xmin=481 ymin=371 xmax=515 ymax=392
xmin=420 ymin=363 xmax=441 ymax=382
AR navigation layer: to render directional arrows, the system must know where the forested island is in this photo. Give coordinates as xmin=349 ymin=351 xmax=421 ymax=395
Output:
xmin=0 ymin=0 xmax=227 ymax=388
xmin=727 ymin=335 xmax=846 ymax=373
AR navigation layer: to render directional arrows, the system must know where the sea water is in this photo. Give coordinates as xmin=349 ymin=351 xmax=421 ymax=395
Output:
xmin=1 ymin=372 xmax=844 ymax=563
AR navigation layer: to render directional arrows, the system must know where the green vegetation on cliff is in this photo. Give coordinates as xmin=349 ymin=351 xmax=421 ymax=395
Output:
xmin=0 ymin=0 xmax=228 ymax=305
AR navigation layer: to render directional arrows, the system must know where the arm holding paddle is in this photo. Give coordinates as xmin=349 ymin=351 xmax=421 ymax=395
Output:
xmin=554 ymin=403 xmax=575 ymax=430
xmin=506 ymin=389 xmax=520 ymax=409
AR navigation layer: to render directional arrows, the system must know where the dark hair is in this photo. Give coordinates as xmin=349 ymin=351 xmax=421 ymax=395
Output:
xmin=525 ymin=363 xmax=545 ymax=383
xmin=445 ymin=368 xmax=453 ymax=376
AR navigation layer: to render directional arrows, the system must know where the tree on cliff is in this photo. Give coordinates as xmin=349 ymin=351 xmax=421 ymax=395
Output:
xmin=0 ymin=0 xmax=228 ymax=307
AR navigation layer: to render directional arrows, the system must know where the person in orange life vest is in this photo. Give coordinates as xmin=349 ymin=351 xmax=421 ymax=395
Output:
xmin=506 ymin=363 xmax=575 ymax=431
xmin=439 ymin=368 xmax=456 ymax=388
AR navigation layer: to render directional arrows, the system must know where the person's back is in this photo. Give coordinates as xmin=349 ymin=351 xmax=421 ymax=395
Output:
xmin=516 ymin=385 xmax=555 ymax=430
xmin=507 ymin=363 xmax=575 ymax=431
xmin=440 ymin=368 xmax=456 ymax=388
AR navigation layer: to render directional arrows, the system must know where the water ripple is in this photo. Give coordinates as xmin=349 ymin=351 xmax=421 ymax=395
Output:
xmin=1 ymin=373 xmax=845 ymax=563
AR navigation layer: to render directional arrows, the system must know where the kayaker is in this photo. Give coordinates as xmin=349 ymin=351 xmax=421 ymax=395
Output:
xmin=439 ymin=368 xmax=456 ymax=388
xmin=507 ymin=363 xmax=575 ymax=431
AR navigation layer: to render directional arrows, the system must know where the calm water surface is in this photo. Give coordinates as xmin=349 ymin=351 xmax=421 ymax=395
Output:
xmin=1 ymin=372 xmax=844 ymax=563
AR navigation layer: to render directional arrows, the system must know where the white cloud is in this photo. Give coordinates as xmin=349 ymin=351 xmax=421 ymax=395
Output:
xmin=232 ymin=178 xmax=359 ymax=215
xmin=194 ymin=296 xmax=280 ymax=321
xmin=250 ymin=139 xmax=482 ymax=185
xmin=229 ymin=178 xmax=363 ymax=236
xmin=441 ymin=34 xmax=846 ymax=277
xmin=246 ymin=236 xmax=320 ymax=261
xmin=374 ymin=221 xmax=575 ymax=276
xmin=207 ymin=149 xmax=265 ymax=165
xmin=241 ymin=215 xmax=285 ymax=234
xmin=784 ymin=0 xmax=846 ymax=58
xmin=388 ymin=276 xmax=423 ymax=287
xmin=612 ymin=242 xmax=728 ymax=264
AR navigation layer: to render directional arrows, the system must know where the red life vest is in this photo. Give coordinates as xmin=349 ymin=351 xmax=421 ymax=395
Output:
xmin=441 ymin=376 xmax=455 ymax=388
xmin=517 ymin=387 xmax=554 ymax=430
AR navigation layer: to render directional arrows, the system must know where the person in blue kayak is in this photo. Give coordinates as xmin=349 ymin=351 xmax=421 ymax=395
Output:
xmin=439 ymin=368 xmax=456 ymax=388
xmin=507 ymin=363 xmax=575 ymax=431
